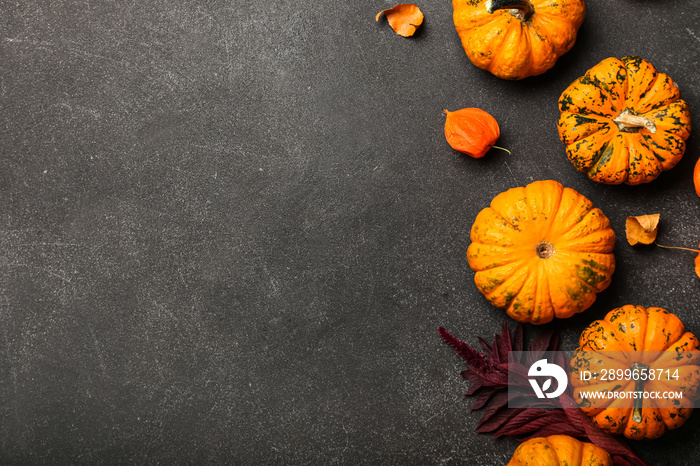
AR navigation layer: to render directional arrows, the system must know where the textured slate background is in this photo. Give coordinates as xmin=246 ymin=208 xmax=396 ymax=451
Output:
xmin=2 ymin=0 xmax=699 ymax=464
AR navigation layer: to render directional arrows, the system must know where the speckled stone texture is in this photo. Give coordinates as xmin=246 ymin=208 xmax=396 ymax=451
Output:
xmin=2 ymin=0 xmax=699 ymax=464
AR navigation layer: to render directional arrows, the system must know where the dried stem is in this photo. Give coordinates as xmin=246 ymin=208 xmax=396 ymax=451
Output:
xmin=486 ymin=0 xmax=534 ymax=21
xmin=491 ymin=145 xmax=511 ymax=155
xmin=613 ymin=110 xmax=656 ymax=133
xmin=631 ymin=362 xmax=650 ymax=423
xmin=655 ymin=243 xmax=700 ymax=253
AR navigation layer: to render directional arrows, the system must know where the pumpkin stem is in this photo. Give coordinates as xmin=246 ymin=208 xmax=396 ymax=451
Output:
xmin=485 ymin=0 xmax=534 ymax=21
xmin=655 ymin=243 xmax=700 ymax=253
xmin=631 ymin=361 xmax=650 ymax=423
xmin=613 ymin=110 xmax=657 ymax=134
xmin=491 ymin=145 xmax=511 ymax=155
xmin=535 ymin=241 xmax=554 ymax=259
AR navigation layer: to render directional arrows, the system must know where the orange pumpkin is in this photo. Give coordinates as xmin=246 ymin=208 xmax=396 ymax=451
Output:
xmin=558 ymin=56 xmax=692 ymax=185
xmin=694 ymin=157 xmax=700 ymax=197
xmin=451 ymin=0 xmax=585 ymax=80
xmin=507 ymin=435 xmax=612 ymax=466
xmin=570 ymin=305 xmax=700 ymax=440
xmin=467 ymin=180 xmax=615 ymax=324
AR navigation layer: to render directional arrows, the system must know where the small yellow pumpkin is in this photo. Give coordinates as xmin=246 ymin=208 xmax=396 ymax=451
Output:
xmin=507 ymin=435 xmax=612 ymax=466
xmin=467 ymin=180 xmax=615 ymax=324
xmin=558 ymin=56 xmax=692 ymax=185
xmin=452 ymin=0 xmax=585 ymax=80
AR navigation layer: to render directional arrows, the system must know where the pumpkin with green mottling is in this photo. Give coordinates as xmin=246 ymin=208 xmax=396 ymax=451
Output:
xmin=570 ymin=305 xmax=700 ymax=440
xmin=467 ymin=180 xmax=615 ymax=325
xmin=452 ymin=0 xmax=585 ymax=80
xmin=506 ymin=435 xmax=612 ymax=466
xmin=558 ymin=56 xmax=692 ymax=185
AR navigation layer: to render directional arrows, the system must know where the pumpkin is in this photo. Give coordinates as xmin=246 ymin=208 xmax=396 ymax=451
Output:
xmin=506 ymin=435 xmax=612 ymax=466
xmin=467 ymin=180 xmax=615 ymax=325
xmin=558 ymin=56 xmax=692 ymax=185
xmin=570 ymin=305 xmax=700 ymax=440
xmin=451 ymin=0 xmax=585 ymax=80
xmin=694 ymin=157 xmax=700 ymax=197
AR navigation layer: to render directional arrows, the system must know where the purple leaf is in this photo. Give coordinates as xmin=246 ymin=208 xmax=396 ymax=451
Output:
xmin=464 ymin=379 xmax=483 ymax=396
xmin=462 ymin=368 xmax=500 ymax=387
xmin=439 ymin=323 xmax=648 ymax=466
xmin=560 ymin=395 xmax=648 ymax=466
xmin=529 ymin=329 xmax=555 ymax=353
xmin=496 ymin=320 xmax=512 ymax=363
xmin=439 ymin=327 xmax=487 ymax=370
xmin=468 ymin=364 xmax=508 ymax=387
xmin=519 ymin=423 xmax=584 ymax=439
xmin=525 ymin=330 xmax=556 ymax=367
xmin=477 ymin=407 xmax=523 ymax=433
xmin=506 ymin=362 xmax=530 ymax=382
xmin=499 ymin=413 xmax=571 ymax=436
xmin=491 ymin=409 xmax=551 ymax=437
xmin=470 ymin=387 xmax=496 ymax=410
xmin=478 ymin=337 xmax=494 ymax=358
xmin=511 ymin=324 xmax=524 ymax=353
xmin=474 ymin=391 xmax=509 ymax=419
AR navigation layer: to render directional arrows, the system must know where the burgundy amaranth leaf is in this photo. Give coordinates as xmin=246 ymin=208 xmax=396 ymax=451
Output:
xmin=506 ymin=362 xmax=529 ymax=384
xmin=470 ymin=387 xmax=496 ymax=410
xmin=468 ymin=364 xmax=508 ymax=387
xmin=464 ymin=379 xmax=483 ymax=396
xmin=478 ymin=336 xmax=494 ymax=358
xmin=439 ymin=326 xmax=488 ymax=370
xmin=494 ymin=320 xmax=512 ymax=363
xmin=501 ymin=413 xmax=571 ymax=436
xmin=571 ymin=405 xmax=645 ymax=463
xmin=439 ymin=322 xmax=649 ymax=466
xmin=474 ymin=390 xmax=510 ymax=419
xmin=477 ymin=407 xmax=522 ymax=433
xmin=525 ymin=330 xmax=558 ymax=367
xmin=461 ymin=367 xmax=506 ymax=388
xmin=493 ymin=409 xmax=564 ymax=437
xmin=511 ymin=323 xmax=524 ymax=353
xmin=528 ymin=328 xmax=556 ymax=353
xmin=520 ymin=423 xmax=584 ymax=439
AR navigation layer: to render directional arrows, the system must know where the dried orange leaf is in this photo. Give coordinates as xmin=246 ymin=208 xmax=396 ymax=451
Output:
xmin=376 ymin=4 xmax=424 ymax=37
xmin=625 ymin=213 xmax=660 ymax=245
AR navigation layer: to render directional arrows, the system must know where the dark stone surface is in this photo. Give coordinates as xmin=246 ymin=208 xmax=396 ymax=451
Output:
xmin=2 ymin=0 xmax=699 ymax=464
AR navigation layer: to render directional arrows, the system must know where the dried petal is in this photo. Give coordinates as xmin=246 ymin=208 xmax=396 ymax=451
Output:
xmin=625 ymin=213 xmax=661 ymax=245
xmin=375 ymin=4 xmax=423 ymax=37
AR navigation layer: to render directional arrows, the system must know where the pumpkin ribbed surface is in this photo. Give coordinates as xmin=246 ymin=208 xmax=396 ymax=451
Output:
xmin=506 ymin=435 xmax=612 ymax=466
xmin=570 ymin=305 xmax=700 ymax=440
xmin=467 ymin=180 xmax=615 ymax=324
xmin=558 ymin=56 xmax=692 ymax=185
xmin=452 ymin=0 xmax=585 ymax=80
